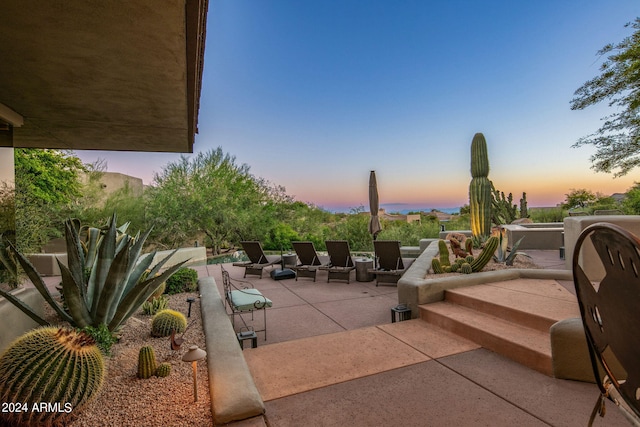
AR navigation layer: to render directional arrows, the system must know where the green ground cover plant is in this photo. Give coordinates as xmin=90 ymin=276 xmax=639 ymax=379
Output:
xmin=165 ymin=267 xmax=199 ymax=294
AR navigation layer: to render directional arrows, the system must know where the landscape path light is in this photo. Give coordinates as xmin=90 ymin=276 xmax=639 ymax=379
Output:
xmin=186 ymin=297 xmax=195 ymax=317
xmin=182 ymin=345 xmax=207 ymax=402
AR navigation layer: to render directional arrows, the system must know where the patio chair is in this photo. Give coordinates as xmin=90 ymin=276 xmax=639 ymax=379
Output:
xmin=368 ymin=240 xmax=415 ymax=286
xmin=221 ymin=265 xmax=272 ymax=340
xmin=291 ymin=241 xmax=330 ymax=282
xmin=321 ymin=240 xmax=356 ymax=283
xmin=572 ymin=223 xmax=640 ymax=426
xmin=233 ymin=241 xmax=281 ymax=278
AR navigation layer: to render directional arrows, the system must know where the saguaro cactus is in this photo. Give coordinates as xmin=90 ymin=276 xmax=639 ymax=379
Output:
xmin=469 ymin=133 xmax=492 ymax=239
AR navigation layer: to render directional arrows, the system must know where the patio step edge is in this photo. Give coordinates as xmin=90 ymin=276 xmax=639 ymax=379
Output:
xmin=419 ymin=301 xmax=552 ymax=375
xmin=444 ymin=285 xmax=579 ymax=333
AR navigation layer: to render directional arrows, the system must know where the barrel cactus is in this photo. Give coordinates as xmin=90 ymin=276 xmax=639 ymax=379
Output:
xmin=155 ymin=362 xmax=172 ymax=378
xmin=0 ymin=327 xmax=105 ymax=427
xmin=431 ymin=258 xmax=444 ymax=274
xmin=460 ymin=263 xmax=473 ymax=274
xmin=137 ymin=345 xmax=157 ymax=379
xmin=469 ymin=133 xmax=492 ymax=239
xmin=151 ymin=309 xmax=187 ymax=337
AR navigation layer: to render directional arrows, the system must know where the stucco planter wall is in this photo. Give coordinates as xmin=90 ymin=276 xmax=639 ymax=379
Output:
xmin=500 ymin=222 xmax=564 ymax=250
xmin=397 ymin=240 xmax=572 ymax=318
xmin=564 ymin=215 xmax=640 ymax=281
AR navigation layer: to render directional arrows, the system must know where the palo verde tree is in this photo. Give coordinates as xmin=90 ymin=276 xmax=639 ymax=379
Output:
xmin=562 ymin=188 xmax=598 ymax=210
xmin=571 ymin=18 xmax=640 ymax=176
xmin=13 ymin=149 xmax=86 ymax=253
xmin=145 ymin=148 xmax=271 ymax=254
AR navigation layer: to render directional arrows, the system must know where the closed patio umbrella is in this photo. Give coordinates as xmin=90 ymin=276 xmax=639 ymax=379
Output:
xmin=368 ymin=170 xmax=381 ymax=240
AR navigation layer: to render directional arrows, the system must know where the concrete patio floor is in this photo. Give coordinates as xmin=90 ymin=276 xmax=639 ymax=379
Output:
xmin=193 ymin=250 xmax=629 ymax=426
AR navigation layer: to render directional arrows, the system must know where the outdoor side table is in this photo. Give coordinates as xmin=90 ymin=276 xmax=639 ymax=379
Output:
xmin=282 ymin=253 xmax=297 ymax=268
xmin=237 ymin=330 xmax=258 ymax=349
xmin=391 ymin=304 xmax=412 ymax=323
xmin=355 ymin=258 xmax=374 ymax=282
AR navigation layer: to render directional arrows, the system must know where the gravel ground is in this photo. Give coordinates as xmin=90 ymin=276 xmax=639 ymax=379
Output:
xmin=70 ymin=293 xmax=213 ymax=427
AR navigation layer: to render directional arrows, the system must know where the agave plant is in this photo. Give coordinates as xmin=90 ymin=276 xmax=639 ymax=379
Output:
xmin=0 ymin=213 xmax=187 ymax=332
xmin=493 ymin=228 xmax=528 ymax=266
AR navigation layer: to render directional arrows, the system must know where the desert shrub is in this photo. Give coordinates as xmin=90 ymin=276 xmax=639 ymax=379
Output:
xmin=529 ymin=207 xmax=566 ymax=223
xmin=79 ymin=323 xmax=117 ymax=356
xmin=165 ymin=267 xmax=199 ymax=294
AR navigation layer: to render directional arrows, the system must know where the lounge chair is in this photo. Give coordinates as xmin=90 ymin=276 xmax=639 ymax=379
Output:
xmin=233 ymin=241 xmax=281 ymax=278
xmin=321 ymin=240 xmax=356 ymax=283
xmin=572 ymin=223 xmax=640 ymax=425
xmin=368 ymin=240 xmax=415 ymax=286
xmin=291 ymin=241 xmax=330 ymax=282
xmin=221 ymin=265 xmax=272 ymax=340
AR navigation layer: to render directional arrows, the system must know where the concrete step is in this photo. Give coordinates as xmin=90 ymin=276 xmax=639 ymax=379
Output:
xmin=418 ymin=279 xmax=581 ymax=376
xmin=420 ymin=301 xmax=553 ymax=375
xmin=444 ymin=280 xmax=580 ymax=332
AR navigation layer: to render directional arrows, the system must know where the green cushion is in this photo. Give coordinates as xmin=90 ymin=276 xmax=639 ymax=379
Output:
xmin=229 ymin=289 xmax=272 ymax=311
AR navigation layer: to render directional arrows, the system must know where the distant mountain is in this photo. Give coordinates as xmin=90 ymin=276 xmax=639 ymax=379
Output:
xmin=380 ymin=204 xmax=460 ymax=215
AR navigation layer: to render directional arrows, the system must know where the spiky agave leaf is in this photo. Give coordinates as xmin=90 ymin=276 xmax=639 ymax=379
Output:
xmin=88 ymin=213 xmax=118 ymax=318
xmin=102 ymin=228 xmax=156 ymax=325
xmin=63 ymin=219 xmax=87 ymax=301
xmin=6 ymin=240 xmax=73 ymax=324
xmin=505 ymin=236 xmax=528 ymax=266
xmin=94 ymin=240 xmax=133 ymax=326
xmin=58 ymin=259 xmax=93 ymax=328
xmin=82 ymin=225 xmax=102 ymax=271
xmin=108 ymin=258 xmax=189 ymax=331
xmin=0 ymin=287 xmax=49 ymax=326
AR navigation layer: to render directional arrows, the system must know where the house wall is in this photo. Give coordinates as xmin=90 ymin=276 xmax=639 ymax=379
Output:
xmin=0 ymin=148 xmax=14 ymax=184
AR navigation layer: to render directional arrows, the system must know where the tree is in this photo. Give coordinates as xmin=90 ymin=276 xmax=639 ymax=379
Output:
xmin=13 ymin=149 xmax=86 ymax=252
xmin=562 ymin=188 xmax=597 ymax=209
xmin=623 ymin=182 xmax=640 ymax=214
xmin=146 ymin=148 xmax=271 ymax=254
xmin=571 ymin=18 xmax=640 ymax=176
xmin=15 ymin=149 xmax=85 ymax=206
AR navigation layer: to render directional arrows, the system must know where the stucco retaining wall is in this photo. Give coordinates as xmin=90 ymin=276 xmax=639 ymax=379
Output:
xmin=27 ymin=246 xmax=207 ymax=277
xmin=198 ymin=276 xmax=265 ymax=424
xmin=0 ymin=288 xmax=45 ymax=353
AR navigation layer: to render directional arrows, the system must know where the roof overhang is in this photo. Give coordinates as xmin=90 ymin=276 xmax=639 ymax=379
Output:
xmin=0 ymin=0 xmax=208 ymax=153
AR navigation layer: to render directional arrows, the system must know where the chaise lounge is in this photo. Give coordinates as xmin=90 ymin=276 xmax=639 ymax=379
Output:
xmin=321 ymin=240 xmax=356 ymax=283
xmin=233 ymin=241 xmax=282 ymax=278
xmin=292 ymin=241 xmax=330 ymax=282
xmin=368 ymin=240 xmax=415 ymax=286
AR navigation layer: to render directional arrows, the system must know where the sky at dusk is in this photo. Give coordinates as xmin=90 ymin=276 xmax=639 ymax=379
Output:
xmin=76 ymin=0 xmax=640 ymax=212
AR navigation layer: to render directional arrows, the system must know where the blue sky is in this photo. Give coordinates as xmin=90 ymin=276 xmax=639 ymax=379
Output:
xmin=76 ymin=0 xmax=640 ymax=212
